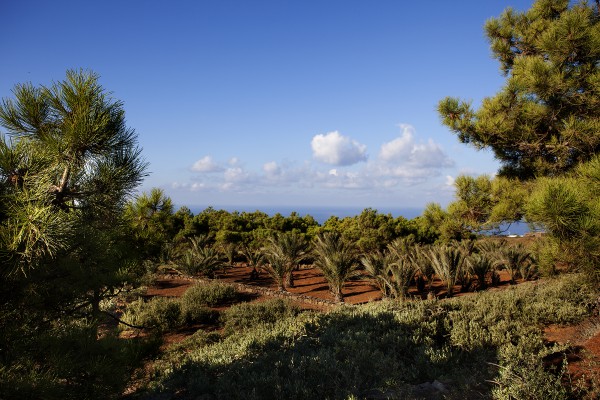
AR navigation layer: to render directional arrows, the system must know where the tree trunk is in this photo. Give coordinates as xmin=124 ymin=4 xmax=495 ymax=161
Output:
xmin=91 ymin=288 xmax=101 ymax=336
xmin=334 ymin=290 xmax=344 ymax=303
xmin=59 ymin=164 xmax=71 ymax=193
xmin=286 ymin=270 xmax=295 ymax=288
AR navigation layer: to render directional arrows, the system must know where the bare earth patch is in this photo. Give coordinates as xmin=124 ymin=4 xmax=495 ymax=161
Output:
xmin=544 ymin=317 xmax=600 ymax=396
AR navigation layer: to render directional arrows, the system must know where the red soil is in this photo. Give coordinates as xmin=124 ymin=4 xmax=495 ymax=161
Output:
xmin=544 ymin=318 xmax=600 ymax=395
xmin=144 ymin=278 xmax=194 ymax=297
xmin=146 ymin=264 xmax=517 ymax=305
xmin=218 ymin=264 xmax=383 ymax=304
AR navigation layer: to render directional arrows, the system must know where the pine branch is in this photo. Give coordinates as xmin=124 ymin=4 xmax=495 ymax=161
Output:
xmin=101 ymin=310 xmax=150 ymax=330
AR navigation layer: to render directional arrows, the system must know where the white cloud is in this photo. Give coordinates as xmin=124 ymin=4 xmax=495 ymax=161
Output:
xmin=171 ymin=182 xmax=188 ymax=189
xmin=263 ymin=161 xmax=282 ymax=180
xmin=373 ymin=124 xmax=454 ymax=183
xmin=172 ymin=124 xmax=456 ymax=201
xmin=224 ymin=167 xmax=252 ymax=183
xmin=314 ymin=168 xmax=370 ymax=190
xmin=379 ymin=124 xmax=415 ymax=162
xmin=191 ymin=182 xmax=205 ymax=191
xmin=311 ymin=131 xmax=367 ymax=166
xmin=191 ymin=156 xmax=223 ymax=173
xmin=216 ymin=166 xmax=257 ymax=192
xmin=410 ymin=140 xmax=454 ymax=168
xmin=379 ymin=124 xmax=453 ymax=169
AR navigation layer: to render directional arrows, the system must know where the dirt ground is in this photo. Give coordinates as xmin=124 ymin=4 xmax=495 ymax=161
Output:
xmin=219 ymin=264 xmax=384 ymax=304
xmin=147 ymin=264 xmax=517 ymax=305
xmin=545 ymin=318 xmax=600 ymax=395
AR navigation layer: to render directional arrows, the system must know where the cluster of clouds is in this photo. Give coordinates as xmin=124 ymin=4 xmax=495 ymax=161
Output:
xmin=172 ymin=124 xmax=456 ymax=197
xmin=311 ymin=131 xmax=367 ymax=166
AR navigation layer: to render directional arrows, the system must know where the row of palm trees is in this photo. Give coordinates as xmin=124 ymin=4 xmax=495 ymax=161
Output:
xmin=175 ymin=231 xmax=360 ymax=302
xmin=240 ymin=231 xmax=360 ymax=303
xmin=174 ymin=231 xmax=535 ymax=303
xmin=363 ymin=238 xmax=536 ymax=299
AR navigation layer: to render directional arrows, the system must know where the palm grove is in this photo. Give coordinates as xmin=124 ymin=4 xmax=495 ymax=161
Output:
xmin=1 ymin=0 xmax=599 ymax=398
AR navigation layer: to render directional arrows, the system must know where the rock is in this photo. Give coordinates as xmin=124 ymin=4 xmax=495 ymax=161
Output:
xmin=431 ymin=380 xmax=448 ymax=393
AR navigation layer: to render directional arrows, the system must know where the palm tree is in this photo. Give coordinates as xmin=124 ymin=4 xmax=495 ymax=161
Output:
xmin=262 ymin=250 xmax=288 ymax=292
xmin=476 ymin=239 xmax=506 ymax=286
xmin=428 ymin=244 xmax=465 ymax=298
xmin=313 ymin=232 xmax=360 ymax=303
xmin=267 ymin=231 xmax=308 ymax=288
xmin=361 ymin=250 xmax=391 ymax=297
xmin=386 ymin=238 xmax=417 ymax=299
xmin=240 ymin=243 xmax=264 ymax=280
xmin=187 ymin=234 xmax=211 ymax=253
xmin=466 ymin=252 xmax=494 ymax=290
xmin=179 ymin=241 xmax=225 ymax=278
xmin=220 ymin=241 xmax=239 ymax=267
xmin=498 ymin=244 xmax=532 ymax=284
xmin=387 ymin=237 xmax=414 ymax=255
xmin=411 ymin=244 xmax=435 ymax=294
xmin=386 ymin=256 xmax=416 ymax=299
xmin=519 ymin=252 xmax=538 ymax=281
xmin=476 ymin=239 xmax=505 ymax=258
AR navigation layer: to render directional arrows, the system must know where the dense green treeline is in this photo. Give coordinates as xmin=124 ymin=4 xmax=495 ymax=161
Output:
xmin=127 ymin=190 xmax=438 ymax=265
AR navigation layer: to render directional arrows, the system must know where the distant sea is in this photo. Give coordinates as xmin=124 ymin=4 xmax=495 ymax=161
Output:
xmin=183 ymin=204 xmax=535 ymax=236
xmin=184 ymin=205 xmax=424 ymax=224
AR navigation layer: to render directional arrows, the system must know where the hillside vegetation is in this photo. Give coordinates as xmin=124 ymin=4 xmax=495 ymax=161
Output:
xmin=1 ymin=0 xmax=600 ymax=398
xmin=133 ymin=274 xmax=596 ymax=399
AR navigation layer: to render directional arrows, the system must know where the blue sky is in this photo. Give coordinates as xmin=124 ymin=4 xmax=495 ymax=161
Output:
xmin=1 ymin=0 xmax=535 ymax=212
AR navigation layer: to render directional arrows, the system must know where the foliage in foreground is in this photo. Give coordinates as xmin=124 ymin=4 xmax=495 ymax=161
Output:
xmin=121 ymin=282 xmax=238 ymax=331
xmin=221 ymin=298 xmax=301 ymax=334
xmin=0 ymin=70 xmax=150 ymax=400
xmin=139 ymin=274 xmax=596 ymax=399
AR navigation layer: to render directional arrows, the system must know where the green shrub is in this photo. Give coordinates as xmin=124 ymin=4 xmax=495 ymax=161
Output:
xmin=0 ymin=321 xmax=160 ymax=400
xmin=492 ymin=335 xmax=571 ymax=400
xmin=448 ymin=274 xmax=594 ymax=351
xmin=180 ymin=302 xmax=216 ymax=325
xmin=222 ymin=299 xmax=300 ymax=333
xmin=140 ymin=274 xmax=597 ymax=399
xmin=178 ymin=244 xmax=226 ymax=278
xmin=180 ymin=281 xmax=238 ymax=307
xmin=167 ymin=330 xmax=222 ymax=355
xmin=121 ymin=297 xmax=182 ymax=332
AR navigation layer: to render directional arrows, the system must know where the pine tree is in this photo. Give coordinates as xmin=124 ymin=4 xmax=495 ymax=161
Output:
xmin=0 ymin=70 xmax=148 ymax=398
xmin=439 ymin=0 xmax=600 ymax=179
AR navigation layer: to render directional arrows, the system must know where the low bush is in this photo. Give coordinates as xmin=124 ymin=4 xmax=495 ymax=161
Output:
xmin=448 ymin=274 xmax=594 ymax=352
xmin=222 ymin=299 xmax=300 ymax=334
xmin=0 ymin=319 xmax=161 ymax=400
xmin=120 ymin=297 xmax=182 ymax=332
xmin=167 ymin=330 xmax=223 ymax=355
xmin=139 ymin=274 xmax=597 ymax=399
xmin=492 ymin=334 xmax=569 ymax=400
xmin=180 ymin=281 xmax=238 ymax=307
xmin=180 ymin=302 xmax=216 ymax=325
xmin=120 ymin=283 xmax=239 ymax=332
